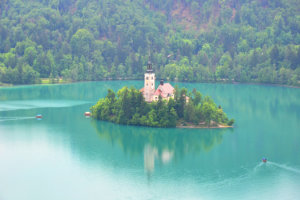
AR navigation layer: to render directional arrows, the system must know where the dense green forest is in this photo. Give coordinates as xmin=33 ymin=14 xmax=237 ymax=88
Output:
xmin=90 ymin=87 xmax=234 ymax=127
xmin=0 ymin=0 xmax=299 ymax=85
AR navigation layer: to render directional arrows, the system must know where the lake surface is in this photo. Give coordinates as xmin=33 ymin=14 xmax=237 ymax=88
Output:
xmin=0 ymin=81 xmax=299 ymax=200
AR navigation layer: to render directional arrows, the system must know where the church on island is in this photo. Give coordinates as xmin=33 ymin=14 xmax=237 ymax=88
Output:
xmin=140 ymin=60 xmax=175 ymax=102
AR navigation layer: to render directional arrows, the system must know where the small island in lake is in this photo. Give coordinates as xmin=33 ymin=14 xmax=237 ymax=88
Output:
xmin=91 ymin=60 xmax=234 ymax=128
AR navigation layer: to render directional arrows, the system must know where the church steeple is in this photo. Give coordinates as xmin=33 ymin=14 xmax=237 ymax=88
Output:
xmin=144 ymin=56 xmax=155 ymax=102
xmin=146 ymin=55 xmax=153 ymax=73
xmin=146 ymin=60 xmax=153 ymax=73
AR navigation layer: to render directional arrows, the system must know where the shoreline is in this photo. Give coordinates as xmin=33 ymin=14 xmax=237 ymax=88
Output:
xmin=176 ymin=124 xmax=233 ymax=129
xmin=90 ymin=118 xmax=233 ymax=129
xmin=1 ymin=79 xmax=299 ymax=89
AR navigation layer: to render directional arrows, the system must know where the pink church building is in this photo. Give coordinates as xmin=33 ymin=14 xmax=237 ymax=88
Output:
xmin=140 ymin=60 xmax=175 ymax=102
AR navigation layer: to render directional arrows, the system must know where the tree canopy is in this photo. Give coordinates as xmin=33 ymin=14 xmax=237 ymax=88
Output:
xmin=90 ymin=87 xmax=234 ymax=128
xmin=0 ymin=0 xmax=299 ymax=86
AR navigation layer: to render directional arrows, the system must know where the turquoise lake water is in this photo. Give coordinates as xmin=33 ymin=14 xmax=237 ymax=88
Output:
xmin=0 ymin=81 xmax=299 ymax=200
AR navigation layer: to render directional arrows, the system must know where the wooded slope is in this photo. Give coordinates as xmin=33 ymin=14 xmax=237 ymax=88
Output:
xmin=0 ymin=0 xmax=299 ymax=85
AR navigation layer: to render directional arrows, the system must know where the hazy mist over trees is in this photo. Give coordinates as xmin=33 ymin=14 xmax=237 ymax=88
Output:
xmin=0 ymin=0 xmax=299 ymax=85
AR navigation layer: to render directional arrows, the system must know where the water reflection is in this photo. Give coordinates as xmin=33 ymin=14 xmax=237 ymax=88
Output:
xmin=144 ymin=144 xmax=174 ymax=181
xmin=0 ymin=81 xmax=140 ymax=101
xmin=144 ymin=144 xmax=158 ymax=179
xmin=91 ymin=120 xmax=231 ymax=176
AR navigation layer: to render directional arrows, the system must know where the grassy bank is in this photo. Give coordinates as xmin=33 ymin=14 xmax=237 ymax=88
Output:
xmin=40 ymin=78 xmax=70 ymax=84
xmin=0 ymin=82 xmax=13 ymax=87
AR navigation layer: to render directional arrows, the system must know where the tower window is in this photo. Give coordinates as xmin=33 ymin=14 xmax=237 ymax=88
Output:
xmin=151 ymin=77 xmax=153 ymax=80
xmin=146 ymin=77 xmax=149 ymax=80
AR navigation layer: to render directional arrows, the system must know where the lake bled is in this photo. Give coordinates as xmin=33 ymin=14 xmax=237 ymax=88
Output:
xmin=0 ymin=81 xmax=300 ymax=200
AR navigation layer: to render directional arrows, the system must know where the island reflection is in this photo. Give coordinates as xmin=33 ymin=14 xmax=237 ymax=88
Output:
xmin=91 ymin=120 xmax=230 ymax=176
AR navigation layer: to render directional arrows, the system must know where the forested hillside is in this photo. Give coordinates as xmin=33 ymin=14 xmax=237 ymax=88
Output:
xmin=0 ymin=0 xmax=299 ymax=85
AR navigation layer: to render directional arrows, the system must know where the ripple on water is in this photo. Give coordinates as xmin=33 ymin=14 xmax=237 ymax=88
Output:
xmin=0 ymin=100 xmax=91 ymax=111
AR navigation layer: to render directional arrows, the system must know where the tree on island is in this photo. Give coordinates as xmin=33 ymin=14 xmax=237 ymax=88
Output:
xmin=90 ymin=86 xmax=234 ymax=128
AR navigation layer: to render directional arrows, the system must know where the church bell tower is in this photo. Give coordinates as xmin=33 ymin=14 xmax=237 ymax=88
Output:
xmin=144 ymin=60 xmax=155 ymax=102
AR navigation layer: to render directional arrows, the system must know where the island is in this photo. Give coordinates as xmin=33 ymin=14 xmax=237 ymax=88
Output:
xmin=90 ymin=86 xmax=234 ymax=128
xmin=91 ymin=60 xmax=234 ymax=128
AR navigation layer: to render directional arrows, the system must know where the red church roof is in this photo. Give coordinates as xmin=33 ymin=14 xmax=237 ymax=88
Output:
xmin=140 ymin=82 xmax=174 ymax=100
xmin=155 ymin=83 xmax=174 ymax=98
xmin=154 ymin=89 xmax=162 ymax=96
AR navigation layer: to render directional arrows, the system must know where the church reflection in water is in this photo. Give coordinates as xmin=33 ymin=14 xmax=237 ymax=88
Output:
xmin=144 ymin=144 xmax=174 ymax=176
xmin=92 ymin=120 xmax=231 ymax=176
xmin=144 ymin=144 xmax=157 ymax=175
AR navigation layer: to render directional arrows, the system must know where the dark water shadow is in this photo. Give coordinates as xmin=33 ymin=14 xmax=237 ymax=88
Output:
xmin=91 ymin=119 xmax=233 ymax=176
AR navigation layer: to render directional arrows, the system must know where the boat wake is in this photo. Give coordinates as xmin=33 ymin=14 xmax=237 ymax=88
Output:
xmin=203 ymin=163 xmax=265 ymax=190
xmin=0 ymin=116 xmax=36 ymax=122
xmin=210 ymin=162 xmax=300 ymax=190
xmin=0 ymin=100 xmax=90 ymax=111
xmin=253 ymin=162 xmax=264 ymax=172
xmin=267 ymin=161 xmax=300 ymax=174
